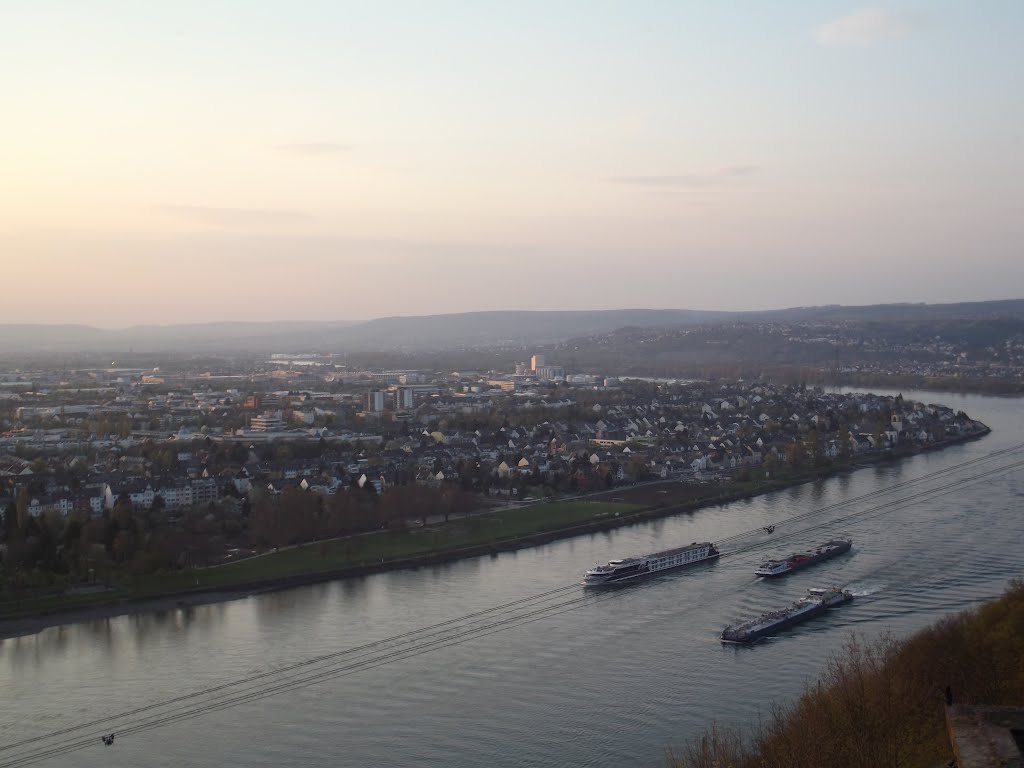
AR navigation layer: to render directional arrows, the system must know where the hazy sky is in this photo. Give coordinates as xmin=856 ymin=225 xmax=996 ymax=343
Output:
xmin=2 ymin=2 xmax=1022 ymax=327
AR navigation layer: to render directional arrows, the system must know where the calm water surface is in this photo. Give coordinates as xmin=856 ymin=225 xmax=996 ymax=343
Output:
xmin=2 ymin=389 xmax=1023 ymax=767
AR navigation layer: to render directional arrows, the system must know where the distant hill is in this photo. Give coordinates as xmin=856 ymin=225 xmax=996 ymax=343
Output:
xmin=0 ymin=310 xmax=733 ymax=356
xmin=740 ymin=299 xmax=1024 ymax=323
xmin=0 ymin=324 xmax=110 ymax=354
xmin=1 ymin=301 xmax=1022 ymax=356
xmin=346 ymin=309 xmax=735 ymax=350
xmin=0 ymin=321 xmax=358 ymax=356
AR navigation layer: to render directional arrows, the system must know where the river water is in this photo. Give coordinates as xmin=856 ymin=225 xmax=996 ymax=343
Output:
xmin=1 ymin=389 xmax=1023 ymax=768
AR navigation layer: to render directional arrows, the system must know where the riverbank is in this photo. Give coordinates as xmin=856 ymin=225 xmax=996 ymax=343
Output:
xmin=670 ymin=578 xmax=1024 ymax=768
xmin=0 ymin=424 xmax=991 ymax=639
xmin=0 ymin=588 xmax=262 ymax=640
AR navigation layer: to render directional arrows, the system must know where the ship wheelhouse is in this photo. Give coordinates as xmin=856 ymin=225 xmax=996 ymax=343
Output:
xmin=754 ymin=560 xmax=790 ymax=577
xmin=583 ymin=556 xmax=645 ymax=584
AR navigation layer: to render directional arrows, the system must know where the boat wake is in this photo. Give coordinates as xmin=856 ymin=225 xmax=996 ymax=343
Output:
xmin=847 ymin=583 xmax=885 ymax=597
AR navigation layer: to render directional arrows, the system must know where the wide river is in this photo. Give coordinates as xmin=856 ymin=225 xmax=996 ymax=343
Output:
xmin=2 ymin=389 xmax=1023 ymax=767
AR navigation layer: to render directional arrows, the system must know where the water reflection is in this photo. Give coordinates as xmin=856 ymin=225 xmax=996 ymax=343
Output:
xmin=439 ymin=554 xmax=483 ymax=579
xmin=128 ymin=609 xmax=175 ymax=647
xmin=816 ymin=477 xmax=833 ymax=503
xmin=87 ymin=618 xmax=118 ymax=659
xmin=872 ymin=460 xmax=905 ymax=483
xmin=336 ymin=575 xmax=369 ymax=603
xmin=256 ymin=582 xmax=333 ymax=624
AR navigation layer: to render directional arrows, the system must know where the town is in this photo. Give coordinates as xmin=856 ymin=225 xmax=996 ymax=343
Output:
xmin=0 ymin=353 xmax=986 ymax=595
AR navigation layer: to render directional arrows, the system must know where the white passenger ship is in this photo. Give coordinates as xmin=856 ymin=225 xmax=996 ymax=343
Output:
xmin=583 ymin=542 xmax=720 ymax=586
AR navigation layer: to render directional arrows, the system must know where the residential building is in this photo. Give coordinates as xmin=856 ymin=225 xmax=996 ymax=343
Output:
xmin=251 ymin=412 xmax=285 ymax=432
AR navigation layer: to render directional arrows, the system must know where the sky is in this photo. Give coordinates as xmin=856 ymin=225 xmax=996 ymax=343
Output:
xmin=1 ymin=1 xmax=1022 ymax=327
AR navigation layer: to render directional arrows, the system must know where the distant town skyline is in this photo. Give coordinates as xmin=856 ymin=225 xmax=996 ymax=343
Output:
xmin=2 ymin=2 xmax=1022 ymax=327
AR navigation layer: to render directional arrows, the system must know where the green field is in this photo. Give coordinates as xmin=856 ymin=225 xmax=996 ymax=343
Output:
xmin=0 ymin=500 xmax=642 ymax=620
xmin=167 ymin=499 xmax=643 ymax=586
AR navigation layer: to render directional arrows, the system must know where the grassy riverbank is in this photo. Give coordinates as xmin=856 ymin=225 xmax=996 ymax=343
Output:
xmin=670 ymin=579 xmax=1024 ymax=768
xmin=0 ymin=427 xmax=990 ymax=630
xmin=0 ymin=499 xmax=640 ymax=622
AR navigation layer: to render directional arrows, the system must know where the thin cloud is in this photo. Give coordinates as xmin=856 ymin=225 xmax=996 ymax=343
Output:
xmin=275 ymin=142 xmax=352 ymax=156
xmin=158 ymin=205 xmax=311 ymax=229
xmin=608 ymin=165 xmax=759 ymax=188
xmin=813 ymin=8 xmax=919 ymax=46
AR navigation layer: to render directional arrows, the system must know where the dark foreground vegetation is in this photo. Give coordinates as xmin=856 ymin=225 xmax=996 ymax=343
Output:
xmin=671 ymin=580 xmax=1024 ymax=768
